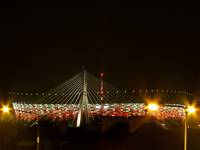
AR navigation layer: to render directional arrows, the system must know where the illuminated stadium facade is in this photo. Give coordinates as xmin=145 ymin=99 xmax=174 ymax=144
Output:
xmin=10 ymin=70 xmax=191 ymax=127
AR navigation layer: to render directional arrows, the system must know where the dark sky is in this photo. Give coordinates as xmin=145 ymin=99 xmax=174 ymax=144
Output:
xmin=1 ymin=2 xmax=200 ymax=97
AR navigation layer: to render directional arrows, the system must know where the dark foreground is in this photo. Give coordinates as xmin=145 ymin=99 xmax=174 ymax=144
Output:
xmin=0 ymin=121 xmax=200 ymax=150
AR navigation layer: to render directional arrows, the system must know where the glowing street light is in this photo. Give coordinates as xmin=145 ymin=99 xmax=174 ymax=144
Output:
xmin=1 ymin=105 xmax=10 ymax=113
xmin=184 ymin=105 xmax=197 ymax=150
xmin=187 ymin=106 xmax=196 ymax=114
xmin=145 ymin=103 xmax=160 ymax=119
xmin=147 ymin=103 xmax=159 ymax=111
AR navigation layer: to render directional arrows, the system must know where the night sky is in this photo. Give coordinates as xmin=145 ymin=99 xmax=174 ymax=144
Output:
xmin=1 ymin=3 xmax=200 ymax=98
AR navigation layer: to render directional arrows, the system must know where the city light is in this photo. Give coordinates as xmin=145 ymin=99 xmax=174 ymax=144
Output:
xmin=2 ymin=105 xmax=10 ymax=113
xmin=187 ymin=106 xmax=196 ymax=114
xmin=147 ymin=103 xmax=159 ymax=111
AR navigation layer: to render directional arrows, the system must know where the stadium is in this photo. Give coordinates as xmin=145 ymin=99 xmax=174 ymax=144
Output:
xmin=8 ymin=70 xmax=196 ymax=130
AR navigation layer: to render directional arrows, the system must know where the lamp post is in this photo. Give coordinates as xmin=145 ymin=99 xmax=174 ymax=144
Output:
xmin=0 ymin=105 xmax=11 ymax=150
xmin=184 ymin=109 xmax=188 ymax=150
xmin=36 ymin=116 xmax=40 ymax=150
xmin=184 ymin=105 xmax=196 ymax=150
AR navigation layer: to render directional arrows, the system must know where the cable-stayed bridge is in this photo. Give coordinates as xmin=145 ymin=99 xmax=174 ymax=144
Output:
xmin=10 ymin=70 xmax=187 ymax=129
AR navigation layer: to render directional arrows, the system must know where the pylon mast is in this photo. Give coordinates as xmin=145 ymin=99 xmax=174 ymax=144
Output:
xmin=77 ymin=69 xmax=89 ymax=127
xmin=100 ymin=73 xmax=104 ymax=101
xmin=82 ymin=69 xmax=88 ymax=119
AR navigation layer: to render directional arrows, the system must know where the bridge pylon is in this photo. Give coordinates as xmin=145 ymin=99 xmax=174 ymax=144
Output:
xmin=77 ymin=69 xmax=90 ymax=127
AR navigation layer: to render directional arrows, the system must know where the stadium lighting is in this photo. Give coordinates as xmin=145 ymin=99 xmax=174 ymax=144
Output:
xmin=147 ymin=103 xmax=159 ymax=111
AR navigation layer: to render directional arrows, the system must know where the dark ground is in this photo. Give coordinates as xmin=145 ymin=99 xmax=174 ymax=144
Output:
xmin=0 ymin=121 xmax=200 ymax=150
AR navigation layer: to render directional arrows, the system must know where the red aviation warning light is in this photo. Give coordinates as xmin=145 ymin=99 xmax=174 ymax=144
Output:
xmin=100 ymin=72 xmax=104 ymax=100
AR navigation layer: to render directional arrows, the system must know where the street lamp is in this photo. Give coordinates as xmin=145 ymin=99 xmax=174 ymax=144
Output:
xmin=184 ymin=105 xmax=196 ymax=150
xmin=145 ymin=103 xmax=160 ymax=120
xmin=36 ymin=117 xmax=40 ymax=150
xmin=147 ymin=103 xmax=159 ymax=111
xmin=187 ymin=106 xmax=196 ymax=114
xmin=1 ymin=105 xmax=11 ymax=114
